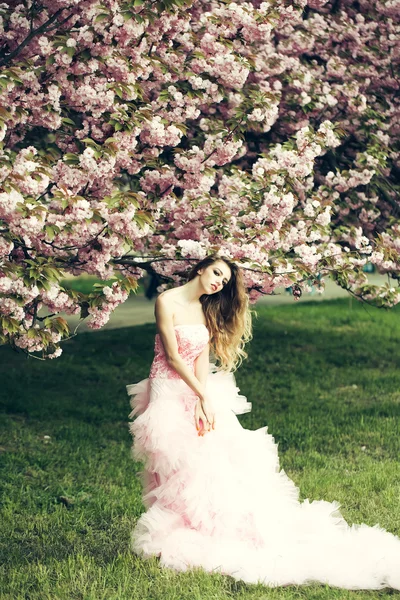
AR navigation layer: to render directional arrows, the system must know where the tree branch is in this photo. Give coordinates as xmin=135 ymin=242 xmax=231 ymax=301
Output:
xmin=0 ymin=7 xmax=70 ymax=68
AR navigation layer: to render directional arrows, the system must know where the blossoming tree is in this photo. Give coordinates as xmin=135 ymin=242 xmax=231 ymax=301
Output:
xmin=0 ymin=0 xmax=399 ymax=359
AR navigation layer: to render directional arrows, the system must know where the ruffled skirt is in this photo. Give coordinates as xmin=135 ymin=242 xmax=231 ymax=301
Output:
xmin=127 ymin=369 xmax=400 ymax=589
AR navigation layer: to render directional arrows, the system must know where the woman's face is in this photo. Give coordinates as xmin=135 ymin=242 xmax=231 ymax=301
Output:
xmin=198 ymin=260 xmax=232 ymax=295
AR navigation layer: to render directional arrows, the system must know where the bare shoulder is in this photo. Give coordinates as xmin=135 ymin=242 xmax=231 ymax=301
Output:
xmin=155 ymin=288 xmax=177 ymax=319
xmin=156 ymin=288 xmax=178 ymax=307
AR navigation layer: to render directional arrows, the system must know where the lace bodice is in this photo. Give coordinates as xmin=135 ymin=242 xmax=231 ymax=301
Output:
xmin=149 ymin=324 xmax=209 ymax=379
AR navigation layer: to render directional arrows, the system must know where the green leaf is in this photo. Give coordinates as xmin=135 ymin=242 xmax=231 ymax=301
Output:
xmin=81 ymin=138 xmax=100 ymax=148
xmin=63 ymin=153 xmax=79 ymax=163
xmin=62 ymin=117 xmax=77 ymax=127
xmin=95 ymin=13 xmax=110 ymax=22
xmin=45 ymin=226 xmax=55 ymax=241
xmin=40 ymin=280 xmax=52 ymax=292
xmin=53 ymin=317 xmax=70 ymax=335
xmin=0 ymin=78 xmax=11 ymax=90
xmin=1 ymin=316 xmax=20 ymax=334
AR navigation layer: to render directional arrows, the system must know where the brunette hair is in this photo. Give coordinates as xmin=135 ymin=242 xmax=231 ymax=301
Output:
xmin=187 ymin=254 xmax=253 ymax=372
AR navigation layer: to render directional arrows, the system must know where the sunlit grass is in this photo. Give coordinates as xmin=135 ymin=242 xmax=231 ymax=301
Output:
xmin=60 ymin=273 xmax=145 ymax=296
xmin=1 ymin=298 xmax=400 ymax=599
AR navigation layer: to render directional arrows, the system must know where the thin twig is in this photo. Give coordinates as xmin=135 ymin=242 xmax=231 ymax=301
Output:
xmin=0 ymin=7 xmax=70 ymax=67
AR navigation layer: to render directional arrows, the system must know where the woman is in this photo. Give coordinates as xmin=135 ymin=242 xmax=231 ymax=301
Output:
xmin=127 ymin=254 xmax=400 ymax=589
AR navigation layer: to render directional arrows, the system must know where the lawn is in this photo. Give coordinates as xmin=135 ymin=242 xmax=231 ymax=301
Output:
xmin=60 ymin=274 xmax=145 ymax=296
xmin=1 ymin=298 xmax=400 ymax=600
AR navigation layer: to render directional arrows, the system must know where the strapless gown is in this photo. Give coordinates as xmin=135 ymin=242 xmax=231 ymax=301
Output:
xmin=126 ymin=324 xmax=400 ymax=589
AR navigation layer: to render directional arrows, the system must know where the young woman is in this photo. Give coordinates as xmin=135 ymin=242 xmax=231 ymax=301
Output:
xmin=127 ymin=254 xmax=400 ymax=590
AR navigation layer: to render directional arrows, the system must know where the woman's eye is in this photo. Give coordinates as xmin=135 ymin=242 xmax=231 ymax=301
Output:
xmin=213 ymin=269 xmax=226 ymax=285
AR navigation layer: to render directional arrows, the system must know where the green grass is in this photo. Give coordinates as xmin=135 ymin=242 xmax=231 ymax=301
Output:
xmin=60 ymin=274 xmax=145 ymax=296
xmin=1 ymin=298 xmax=400 ymax=599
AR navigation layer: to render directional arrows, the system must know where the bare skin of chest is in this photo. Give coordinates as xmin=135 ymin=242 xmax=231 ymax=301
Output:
xmin=160 ymin=290 xmax=206 ymax=325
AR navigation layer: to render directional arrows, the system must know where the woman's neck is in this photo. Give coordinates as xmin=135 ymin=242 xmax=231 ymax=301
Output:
xmin=178 ymin=279 xmax=203 ymax=305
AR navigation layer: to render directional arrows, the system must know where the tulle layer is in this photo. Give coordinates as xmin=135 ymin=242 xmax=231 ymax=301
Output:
xmin=127 ymin=370 xmax=400 ymax=590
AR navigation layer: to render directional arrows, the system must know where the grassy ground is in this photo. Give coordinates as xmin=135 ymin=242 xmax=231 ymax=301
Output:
xmin=1 ymin=298 xmax=400 ymax=599
xmin=60 ymin=274 xmax=145 ymax=296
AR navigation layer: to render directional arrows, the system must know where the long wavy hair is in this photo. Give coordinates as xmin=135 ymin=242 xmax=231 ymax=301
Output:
xmin=187 ymin=254 xmax=253 ymax=372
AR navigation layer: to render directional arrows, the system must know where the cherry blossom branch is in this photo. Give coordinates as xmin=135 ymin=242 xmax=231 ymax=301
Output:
xmin=41 ymin=224 xmax=109 ymax=251
xmin=0 ymin=7 xmax=70 ymax=67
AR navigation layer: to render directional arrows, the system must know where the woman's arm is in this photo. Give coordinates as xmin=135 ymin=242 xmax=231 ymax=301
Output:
xmin=194 ymin=343 xmax=216 ymax=433
xmin=155 ymin=294 xmax=206 ymax=400
xmin=195 ymin=343 xmax=210 ymax=390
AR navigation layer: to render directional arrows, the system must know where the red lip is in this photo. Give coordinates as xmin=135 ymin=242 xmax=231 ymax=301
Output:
xmin=211 ymin=284 xmax=217 ymax=292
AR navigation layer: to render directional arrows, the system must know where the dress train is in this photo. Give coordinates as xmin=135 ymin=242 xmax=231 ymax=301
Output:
xmin=127 ymin=324 xmax=400 ymax=589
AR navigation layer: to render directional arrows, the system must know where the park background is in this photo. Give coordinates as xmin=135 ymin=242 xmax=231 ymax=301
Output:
xmin=2 ymin=273 xmax=400 ymax=600
xmin=1 ymin=0 xmax=400 ymax=596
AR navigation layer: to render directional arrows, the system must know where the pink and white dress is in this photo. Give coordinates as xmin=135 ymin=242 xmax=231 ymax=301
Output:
xmin=127 ymin=323 xmax=400 ymax=589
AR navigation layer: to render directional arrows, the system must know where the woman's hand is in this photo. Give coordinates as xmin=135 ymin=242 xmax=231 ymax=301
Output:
xmin=194 ymin=395 xmax=216 ymax=436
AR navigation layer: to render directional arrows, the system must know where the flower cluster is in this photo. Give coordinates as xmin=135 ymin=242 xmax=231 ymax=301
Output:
xmin=0 ymin=0 xmax=399 ymax=358
xmin=86 ymin=282 xmax=129 ymax=329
